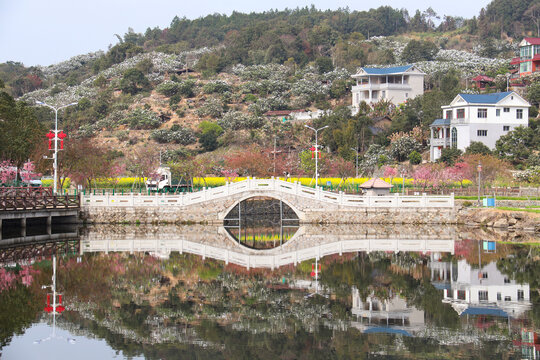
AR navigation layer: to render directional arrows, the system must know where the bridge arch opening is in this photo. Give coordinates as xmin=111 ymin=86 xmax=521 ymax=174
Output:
xmin=223 ymin=196 xmax=299 ymax=250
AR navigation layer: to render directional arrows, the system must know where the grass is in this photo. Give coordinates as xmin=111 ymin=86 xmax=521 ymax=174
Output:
xmin=456 ymin=196 xmax=540 ymax=201
xmin=499 ymin=241 xmax=540 ymax=247
xmin=496 ymin=207 xmax=540 ymax=214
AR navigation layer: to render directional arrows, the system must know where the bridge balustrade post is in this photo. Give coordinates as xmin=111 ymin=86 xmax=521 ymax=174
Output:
xmin=422 ymin=193 xmax=427 ymax=207
xmin=339 ymin=191 xmax=343 ymax=205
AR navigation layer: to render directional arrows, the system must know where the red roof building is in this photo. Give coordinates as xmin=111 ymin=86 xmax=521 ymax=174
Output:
xmin=471 ymin=75 xmax=494 ymax=89
xmin=517 ymin=38 xmax=540 ymax=77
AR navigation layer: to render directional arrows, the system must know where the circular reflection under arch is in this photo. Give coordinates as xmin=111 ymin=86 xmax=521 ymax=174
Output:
xmin=223 ymin=196 xmax=299 ymax=250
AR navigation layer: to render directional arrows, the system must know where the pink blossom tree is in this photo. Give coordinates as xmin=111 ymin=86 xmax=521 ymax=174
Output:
xmin=413 ymin=165 xmax=435 ymax=191
xmin=382 ymin=166 xmax=398 ymax=184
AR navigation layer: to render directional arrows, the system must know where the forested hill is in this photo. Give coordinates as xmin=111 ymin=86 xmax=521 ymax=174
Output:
xmin=1 ymin=0 xmax=538 ymax=97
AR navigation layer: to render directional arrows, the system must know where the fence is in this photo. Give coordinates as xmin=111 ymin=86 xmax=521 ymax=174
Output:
xmin=82 ymin=178 xmax=454 ymax=208
xmin=0 ymin=194 xmax=80 ymax=211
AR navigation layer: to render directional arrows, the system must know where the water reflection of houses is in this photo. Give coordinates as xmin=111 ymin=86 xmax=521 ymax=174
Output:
xmin=351 ymin=288 xmax=425 ymax=336
xmin=441 ymin=260 xmax=531 ymax=319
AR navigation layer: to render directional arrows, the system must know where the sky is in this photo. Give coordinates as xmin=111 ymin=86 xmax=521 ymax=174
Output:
xmin=0 ymin=0 xmax=493 ymax=67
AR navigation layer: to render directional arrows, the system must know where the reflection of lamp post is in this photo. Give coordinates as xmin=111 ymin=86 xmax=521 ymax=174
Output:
xmin=36 ymin=101 xmax=78 ymax=195
xmin=477 ymin=161 xmax=482 ymax=206
xmin=350 ymin=147 xmax=359 ymax=178
xmin=304 ymin=125 xmax=329 ymax=189
xmin=34 ymin=255 xmax=76 ymax=345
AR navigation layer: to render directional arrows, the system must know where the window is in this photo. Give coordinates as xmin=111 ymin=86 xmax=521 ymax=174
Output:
xmin=520 ymin=46 xmax=531 ymax=59
xmin=503 ymin=107 xmax=510 ymax=113
xmin=481 ymin=272 xmax=488 ymax=279
xmin=445 ymin=110 xmax=452 ymax=119
xmin=518 ymin=290 xmax=524 ymax=301
xmin=497 ymin=293 xmax=501 ymax=301
xmin=451 ymin=128 xmax=457 ymax=148
xmin=457 ymin=109 xmax=465 ymax=118
xmin=503 ymin=126 xmax=510 ymax=131
xmin=505 ymin=296 xmax=511 ymax=301
xmin=405 ymin=93 xmax=408 ymax=98
xmin=517 ymin=109 xmax=523 ymax=119
xmin=520 ymin=61 xmax=531 ymax=73
xmin=478 ymin=108 xmax=488 ymax=118
xmin=457 ymin=290 xmax=466 ymax=300
xmin=382 ymin=90 xmax=386 ymax=98
xmin=496 ymin=109 xmax=500 ymax=116
xmin=504 ymin=277 xmax=510 ymax=284
xmin=536 ymin=45 xmax=540 ymax=55
xmin=479 ymin=291 xmax=488 ymax=301
xmin=477 ymin=130 xmax=488 ymax=136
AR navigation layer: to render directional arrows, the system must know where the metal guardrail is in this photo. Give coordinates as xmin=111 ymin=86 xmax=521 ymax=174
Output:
xmin=82 ymin=178 xmax=454 ymax=208
xmin=0 ymin=194 xmax=80 ymax=211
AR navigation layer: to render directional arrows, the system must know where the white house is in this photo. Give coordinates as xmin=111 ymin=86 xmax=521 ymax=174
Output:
xmin=441 ymin=260 xmax=531 ymax=319
xmin=429 ymin=91 xmax=530 ymax=162
xmin=351 ymin=65 xmax=425 ymax=108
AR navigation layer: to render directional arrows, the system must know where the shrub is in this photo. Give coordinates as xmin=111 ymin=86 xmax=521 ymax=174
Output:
xmin=150 ymin=125 xmax=196 ymax=145
xmin=439 ymin=148 xmax=463 ymax=166
xmin=203 ymin=80 xmax=231 ymax=94
xmin=217 ymin=111 xmax=263 ymax=130
xmin=177 ymin=79 xmax=197 ymax=97
xmin=198 ymin=121 xmax=223 ymax=152
xmin=465 ymin=141 xmax=491 ymax=155
xmin=462 ymin=201 xmax=473 ymax=207
xmin=408 ymin=150 xmax=422 ymax=165
xmin=196 ymin=98 xmax=224 ymax=118
xmin=126 ymin=108 xmax=161 ymax=130
xmin=156 ymin=81 xmax=179 ymax=97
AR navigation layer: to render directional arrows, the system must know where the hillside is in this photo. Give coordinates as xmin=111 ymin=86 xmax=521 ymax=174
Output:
xmin=0 ymin=1 xmax=540 ymax=186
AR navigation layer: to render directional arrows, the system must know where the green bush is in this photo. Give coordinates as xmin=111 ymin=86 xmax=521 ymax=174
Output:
xmin=150 ymin=125 xmax=196 ymax=145
xmin=126 ymin=108 xmax=161 ymax=130
xmin=156 ymin=81 xmax=179 ymax=97
xmin=408 ymin=150 xmax=422 ymax=165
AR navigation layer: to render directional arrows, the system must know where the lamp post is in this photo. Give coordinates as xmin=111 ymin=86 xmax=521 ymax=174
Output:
xmin=36 ymin=101 xmax=78 ymax=195
xmin=350 ymin=147 xmax=359 ymax=178
xmin=477 ymin=161 xmax=482 ymax=207
xmin=305 ymin=125 xmax=329 ymax=189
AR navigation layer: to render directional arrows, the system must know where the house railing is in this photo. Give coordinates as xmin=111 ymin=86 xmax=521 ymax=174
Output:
xmin=82 ymin=178 xmax=454 ymax=208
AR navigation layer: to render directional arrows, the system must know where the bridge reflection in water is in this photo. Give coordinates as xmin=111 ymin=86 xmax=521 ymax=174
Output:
xmin=223 ymin=196 xmax=299 ymax=249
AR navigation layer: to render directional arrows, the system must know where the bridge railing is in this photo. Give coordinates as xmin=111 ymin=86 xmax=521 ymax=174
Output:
xmin=80 ymin=238 xmax=455 ymax=269
xmin=81 ymin=178 xmax=454 ymax=208
xmin=0 ymin=194 xmax=80 ymax=211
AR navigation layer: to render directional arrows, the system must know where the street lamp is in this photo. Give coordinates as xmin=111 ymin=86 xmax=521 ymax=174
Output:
xmin=350 ymin=147 xmax=359 ymax=178
xmin=36 ymin=101 xmax=78 ymax=195
xmin=304 ymin=125 xmax=329 ymax=189
xmin=477 ymin=161 xmax=482 ymax=207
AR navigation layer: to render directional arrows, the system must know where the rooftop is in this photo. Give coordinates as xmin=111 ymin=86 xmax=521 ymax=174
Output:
xmin=360 ymin=178 xmax=393 ymax=189
xmin=430 ymin=119 xmax=451 ymax=127
xmin=459 ymin=92 xmax=513 ymax=104
xmin=358 ymin=65 xmax=414 ymax=75
xmin=523 ymin=37 xmax=540 ymax=46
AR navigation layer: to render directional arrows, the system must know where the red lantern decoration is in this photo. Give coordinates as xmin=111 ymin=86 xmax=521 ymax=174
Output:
xmin=309 ymin=146 xmax=321 ymax=159
xmin=46 ymin=131 xmax=55 ymax=150
xmin=57 ymin=131 xmax=67 ymax=150
xmin=44 ymin=294 xmax=53 ymax=313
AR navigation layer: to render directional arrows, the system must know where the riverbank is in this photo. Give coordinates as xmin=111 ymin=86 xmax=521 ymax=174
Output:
xmin=457 ymin=208 xmax=540 ymax=233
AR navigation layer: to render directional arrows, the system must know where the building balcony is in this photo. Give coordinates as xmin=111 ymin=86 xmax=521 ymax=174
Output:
xmin=430 ymin=138 xmax=451 ymax=147
xmin=352 ymin=83 xmax=411 ymax=92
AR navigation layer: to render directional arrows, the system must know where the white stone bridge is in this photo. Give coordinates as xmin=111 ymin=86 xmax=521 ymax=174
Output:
xmin=81 ymin=178 xmax=455 ymax=225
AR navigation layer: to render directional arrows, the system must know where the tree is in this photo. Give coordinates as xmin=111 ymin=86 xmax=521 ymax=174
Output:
xmin=439 ymin=147 xmax=463 ymax=166
xmin=401 ymin=40 xmax=438 ymax=63
xmin=59 ymin=139 xmax=112 ymax=189
xmin=465 ymin=141 xmax=491 ymax=155
xmin=495 ymin=126 xmax=539 ymax=165
xmin=119 ymin=68 xmax=149 ymax=95
xmin=315 ymin=57 xmax=333 ymax=74
xmin=198 ymin=121 xmax=223 ymax=152
xmin=390 ymin=136 xmax=422 ymax=162
xmin=0 ymin=91 xmax=44 ymax=174
xmin=525 ymin=3 xmax=540 ymax=37
xmin=462 ymin=154 xmax=511 ymax=184
xmin=224 ymin=146 xmax=272 ymax=177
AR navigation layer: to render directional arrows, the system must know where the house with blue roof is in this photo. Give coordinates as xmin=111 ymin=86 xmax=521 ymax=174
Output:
xmin=429 ymin=91 xmax=530 ymax=161
xmin=351 ymin=64 xmax=425 ymax=108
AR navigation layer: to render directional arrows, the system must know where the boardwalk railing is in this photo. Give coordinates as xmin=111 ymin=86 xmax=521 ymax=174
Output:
xmin=82 ymin=178 xmax=454 ymax=208
xmin=0 ymin=194 xmax=80 ymax=211
xmin=81 ymin=238 xmax=455 ymax=269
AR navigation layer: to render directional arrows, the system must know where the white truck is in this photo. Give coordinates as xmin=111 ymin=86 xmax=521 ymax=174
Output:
xmin=145 ymin=166 xmax=190 ymax=193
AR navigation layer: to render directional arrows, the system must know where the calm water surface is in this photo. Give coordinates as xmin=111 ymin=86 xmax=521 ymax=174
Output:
xmin=0 ymin=224 xmax=538 ymax=359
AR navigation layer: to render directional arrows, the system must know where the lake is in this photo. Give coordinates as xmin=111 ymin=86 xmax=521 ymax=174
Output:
xmin=0 ymin=224 xmax=538 ymax=359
